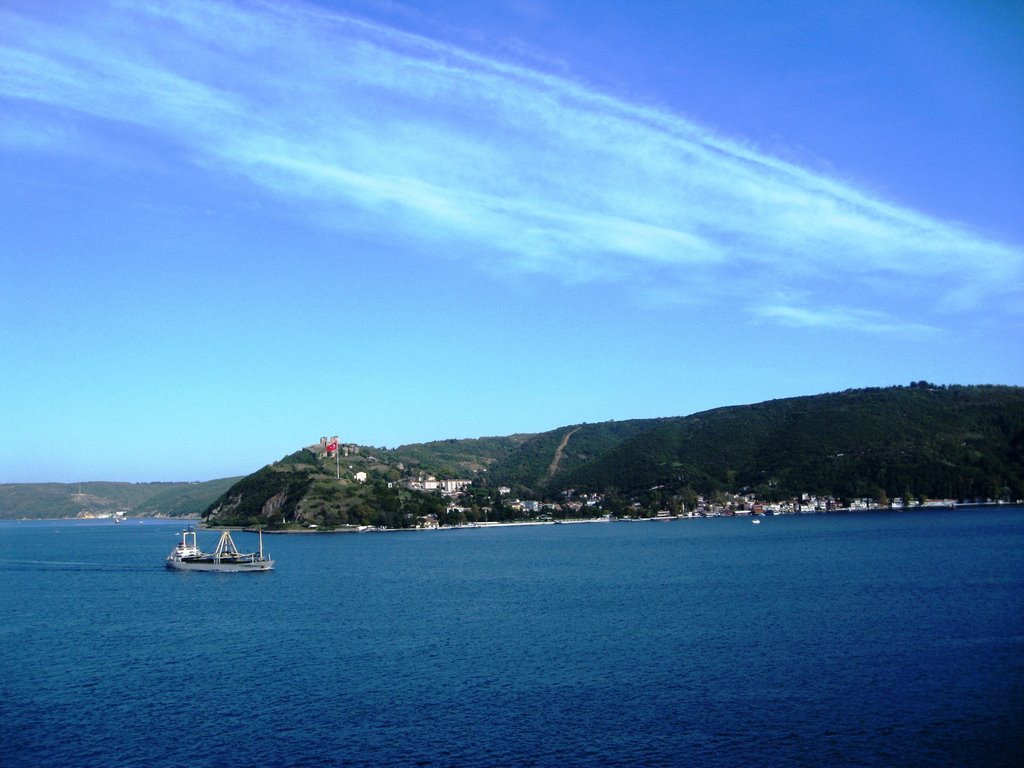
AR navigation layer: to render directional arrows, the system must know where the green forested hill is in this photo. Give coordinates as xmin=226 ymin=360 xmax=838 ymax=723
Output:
xmin=380 ymin=434 xmax=531 ymax=477
xmin=0 ymin=478 xmax=241 ymax=519
xmin=210 ymin=384 xmax=1022 ymax=531
xmin=130 ymin=477 xmax=240 ymax=517
xmin=504 ymin=385 xmax=1024 ymax=502
xmin=203 ymin=448 xmax=448 ymax=529
xmin=6 ymin=384 xmax=1022 ymax=523
xmin=485 ymin=418 xmax=672 ymax=490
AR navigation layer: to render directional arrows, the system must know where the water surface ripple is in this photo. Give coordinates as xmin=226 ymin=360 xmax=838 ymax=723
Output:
xmin=1 ymin=509 xmax=1021 ymax=767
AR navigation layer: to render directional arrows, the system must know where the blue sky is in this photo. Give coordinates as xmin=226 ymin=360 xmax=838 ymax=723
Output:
xmin=1 ymin=0 xmax=1022 ymax=483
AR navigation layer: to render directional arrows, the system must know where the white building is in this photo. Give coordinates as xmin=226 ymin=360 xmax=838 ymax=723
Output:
xmin=439 ymin=479 xmax=471 ymax=494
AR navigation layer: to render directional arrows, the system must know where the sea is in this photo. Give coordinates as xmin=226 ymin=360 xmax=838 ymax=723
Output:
xmin=1 ymin=507 xmax=1022 ymax=768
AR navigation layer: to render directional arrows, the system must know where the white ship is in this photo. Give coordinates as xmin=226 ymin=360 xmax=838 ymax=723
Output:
xmin=166 ymin=526 xmax=274 ymax=572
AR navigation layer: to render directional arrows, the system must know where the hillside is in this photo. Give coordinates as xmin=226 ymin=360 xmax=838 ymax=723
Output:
xmin=0 ymin=478 xmax=241 ymax=520
xmin=199 ymin=384 xmax=1024 ymax=530
xmin=378 ymin=434 xmax=531 ymax=477
xmin=203 ymin=448 xmax=448 ymax=529
xmin=495 ymin=384 xmax=1024 ymax=502
xmin=7 ymin=384 xmax=1022 ymax=525
xmin=485 ymin=418 xmax=673 ymax=490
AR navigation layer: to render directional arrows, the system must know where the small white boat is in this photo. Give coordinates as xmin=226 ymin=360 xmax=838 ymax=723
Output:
xmin=166 ymin=526 xmax=274 ymax=572
xmin=752 ymin=518 xmax=761 ymax=524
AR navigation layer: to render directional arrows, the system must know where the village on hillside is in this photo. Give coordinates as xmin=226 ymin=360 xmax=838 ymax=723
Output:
xmin=322 ymin=440 xmax=964 ymax=529
xmin=400 ymin=475 xmax=962 ymax=528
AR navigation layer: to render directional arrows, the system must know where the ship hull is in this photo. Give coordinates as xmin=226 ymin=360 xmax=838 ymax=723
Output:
xmin=166 ymin=558 xmax=274 ymax=572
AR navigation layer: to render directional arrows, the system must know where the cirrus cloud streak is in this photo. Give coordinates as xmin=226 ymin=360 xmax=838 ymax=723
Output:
xmin=0 ymin=0 xmax=1020 ymax=332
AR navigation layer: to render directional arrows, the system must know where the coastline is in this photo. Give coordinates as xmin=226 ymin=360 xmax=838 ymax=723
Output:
xmin=240 ymin=518 xmax=616 ymax=534
xmin=2 ymin=501 xmax=1014 ymax=527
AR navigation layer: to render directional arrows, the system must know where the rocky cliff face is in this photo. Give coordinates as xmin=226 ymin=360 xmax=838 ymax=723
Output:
xmin=204 ymin=472 xmax=314 ymax=526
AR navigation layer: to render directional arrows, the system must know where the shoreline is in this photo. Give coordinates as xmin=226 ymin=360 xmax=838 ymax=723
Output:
xmin=1 ymin=501 xmax=1014 ymax=527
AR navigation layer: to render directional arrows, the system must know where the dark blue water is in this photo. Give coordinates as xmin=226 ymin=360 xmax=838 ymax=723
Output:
xmin=1 ymin=509 xmax=1022 ymax=767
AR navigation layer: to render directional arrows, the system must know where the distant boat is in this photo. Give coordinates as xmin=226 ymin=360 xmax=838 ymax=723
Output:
xmin=166 ymin=526 xmax=274 ymax=572
xmin=752 ymin=518 xmax=761 ymax=524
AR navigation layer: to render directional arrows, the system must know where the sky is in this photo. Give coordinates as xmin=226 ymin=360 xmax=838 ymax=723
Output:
xmin=1 ymin=0 xmax=1022 ymax=483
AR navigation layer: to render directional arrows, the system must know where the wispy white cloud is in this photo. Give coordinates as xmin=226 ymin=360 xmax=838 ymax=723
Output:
xmin=0 ymin=0 xmax=1020 ymax=332
xmin=750 ymin=303 xmax=938 ymax=337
